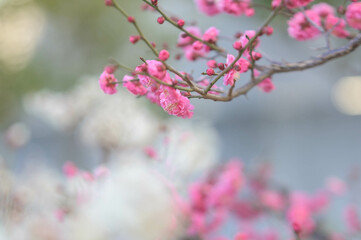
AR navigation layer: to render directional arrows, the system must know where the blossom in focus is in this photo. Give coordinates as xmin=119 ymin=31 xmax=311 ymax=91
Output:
xmin=159 ymin=86 xmax=194 ymax=118
xmin=223 ymin=54 xmax=249 ymax=86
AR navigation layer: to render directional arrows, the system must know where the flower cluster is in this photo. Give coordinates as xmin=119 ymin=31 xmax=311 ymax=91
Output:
xmin=288 ymin=3 xmax=350 ymax=41
xmin=346 ymin=2 xmax=361 ymax=30
xmin=99 ymin=0 xmax=361 ymax=119
xmin=194 ymin=0 xmax=254 ymax=17
xmin=177 ymin=26 xmax=219 ymax=61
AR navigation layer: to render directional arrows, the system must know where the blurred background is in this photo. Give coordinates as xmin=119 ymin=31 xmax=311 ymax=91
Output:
xmin=1 ymin=0 xmax=361 ymax=192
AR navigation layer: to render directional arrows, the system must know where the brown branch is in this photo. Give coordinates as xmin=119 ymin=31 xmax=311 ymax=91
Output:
xmin=189 ymin=33 xmax=361 ymax=102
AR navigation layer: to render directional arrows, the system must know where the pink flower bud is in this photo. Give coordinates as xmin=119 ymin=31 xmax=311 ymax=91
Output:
xmin=157 ymin=16 xmax=165 ymax=24
xmin=218 ymin=63 xmax=225 ymax=70
xmin=129 ymin=35 xmax=140 ymax=44
xmin=253 ymin=52 xmax=262 ymax=60
xmin=206 ymin=68 xmax=215 ymax=76
xmin=292 ymin=222 xmax=302 ymax=235
xmin=104 ymin=0 xmax=113 ymax=6
xmin=104 ymin=65 xmax=116 ymax=74
xmin=192 ymin=41 xmax=203 ymax=50
xmin=207 ymin=60 xmax=217 ymax=68
xmin=177 ymin=19 xmax=185 ymax=27
xmin=233 ymin=41 xmax=243 ymax=50
xmin=263 ymin=26 xmax=274 ymax=36
xmin=63 ymin=161 xmax=78 ymax=178
xmin=127 ymin=16 xmax=135 ymax=23
xmin=151 ymin=0 xmax=158 ymax=6
xmin=159 ymin=49 xmax=170 ymax=61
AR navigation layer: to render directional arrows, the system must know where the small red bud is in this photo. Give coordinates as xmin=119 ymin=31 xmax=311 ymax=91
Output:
xmin=207 ymin=60 xmax=217 ymax=68
xmin=157 ymin=16 xmax=165 ymax=24
xmin=234 ymin=32 xmax=243 ymax=38
xmin=104 ymin=65 xmax=117 ymax=74
xmin=337 ymin=6 xmax=345 ymax=15
xmin=129 ymin=35 xmax=141 ymax=44
xmin=206 ymin=68 xmax=215 ymax=76
xmin=253 ymin=52 xmax=262 ymax=61
xmin=159 ymin=49 xmax=170 ymax=61
xmin=181 ymin=33 xmax=188 ymax=38
xmin=292 ymin=222 xmax=302 ymax=235
xmin=127 ymin=16 xmax=135 ymax=23
xmin=104 ymin=0 xmax=113 ymax=6
xmin=263 ymin=26 xmax=273 ymax=36
xmin=192 ymin=41 xmax=203 ymax=50
xmin=177 ymin=19 xmax=185 ymax=27
xmin=151 ymin=0 xmax=158 ymax=6
xmin=218 ymin=63 xmax=225 ymax=70
xmin=151 ymin=42 xmax=156 ymax=48
xmin=233 ymin=41 xmax=242 ymax=51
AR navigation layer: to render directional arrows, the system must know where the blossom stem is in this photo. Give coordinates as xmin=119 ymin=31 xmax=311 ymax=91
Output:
xmin=112 ymin=0 xmax=159 ymax=56
xmin=204 ymin=6 xmax=282 ymax=94
xmin=141 ymin=0 xmax=225 ymax=53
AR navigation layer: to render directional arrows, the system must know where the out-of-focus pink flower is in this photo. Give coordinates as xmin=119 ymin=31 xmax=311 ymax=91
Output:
xmin=260 ymin=190 xmax=285 ymax=211
xmin=345 ymin=204 xmax=361 ymax=232
xmin=346 ymin=2 xmax=361 ymax=30
xmin=194 ymin=0 xmax=221 ymax=16
xmin=184 ymin=45 xmax=207 ymax=61
xmin=144 ymin=146 xmax=158 ymax=159
xmin=203 ymin=27 xmax=219 ymax=43
xmin=257 ymin=78 xmax=275 ymax=93
xmin=272 ymin=0 xmax=282 ymax=9
xmin=325 ymin=15 xmax=349 ymax=38
xmin=218 ymin=0 xmax=253 ymax=16
xmin=312 ymin=3 xmax=335 ymax=18
xmin=288 ymin=10 xmax=321 ymax=41
xmin=99 ymin=71 xmax=118 ymax=94
xmin=285 ymin=0 xmax=314 ymax=9
xmin=326 ymin=177 xmax=346 ymax=195
xmin=93 ymin=165 xmax=109 ymax=179
xmin=63 ymin=161 xmax=78 ymax=178
xmin=177 ymin=26 xmax=202 ymax=47
xmin=104 ymin=65 xmax=117 ymax=74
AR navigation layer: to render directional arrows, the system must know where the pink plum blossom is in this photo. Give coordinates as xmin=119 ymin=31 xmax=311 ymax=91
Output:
xmin=288 ymin=10 xmax=321 ymax=41
xmin=194 ymin=0 xmax=221 ymax=16
xmin=257 ymin=78 xmax=275 ymax=93
xmin=63 ymin=161 xmax=78 ymax=178
xmin=123 ymin=75 xmax=147 ymax=96
xmin=159 ymin=86 xmax=194 ymax=118
xmin=203 ymin=27 xmax=219 ymax=43
xmin=217 ymin=0 xmax=253 ymax=16
xmin=346 ymin=2 xmax=361 ymax=30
